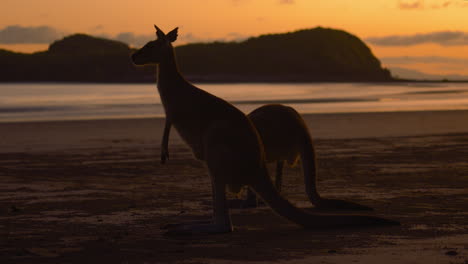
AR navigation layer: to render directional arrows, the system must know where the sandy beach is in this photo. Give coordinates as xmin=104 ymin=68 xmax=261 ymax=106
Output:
xmin=1 ymin=110 xmax=468 ymax=263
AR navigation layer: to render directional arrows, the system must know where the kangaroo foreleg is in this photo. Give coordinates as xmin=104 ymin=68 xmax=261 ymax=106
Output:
xmin=161 ymin=118 xmax=171 ymax=164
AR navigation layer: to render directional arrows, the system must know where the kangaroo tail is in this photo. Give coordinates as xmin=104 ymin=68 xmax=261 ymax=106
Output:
xmin=249 ymin=165 xmax=399 ymax=228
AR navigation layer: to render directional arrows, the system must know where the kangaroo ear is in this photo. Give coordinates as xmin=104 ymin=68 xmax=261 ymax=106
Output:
xmin=166 ymin=27 xmax=178 ymax=42
xmin=154 ymin=25 xmax=166 ymax=39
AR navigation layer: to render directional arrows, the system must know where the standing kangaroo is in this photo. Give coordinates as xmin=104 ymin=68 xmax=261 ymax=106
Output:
xmin=132 ymin=26 xmax=398 ymax=234
xmin=163 ymin=104 xmax=372 ymax=211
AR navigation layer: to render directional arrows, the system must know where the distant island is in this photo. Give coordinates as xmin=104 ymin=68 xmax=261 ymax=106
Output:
xmin=0 ymin=27 xmax=393 ymax=83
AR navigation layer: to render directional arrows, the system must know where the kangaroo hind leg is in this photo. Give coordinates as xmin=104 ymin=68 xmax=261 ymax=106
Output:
xmin=240 ymin=160 xmax=284 ymax=209
xmin=164 ymin=165 xmax=232 ymax=235
xmin=165 ymin=123 xmax=247 ymax=235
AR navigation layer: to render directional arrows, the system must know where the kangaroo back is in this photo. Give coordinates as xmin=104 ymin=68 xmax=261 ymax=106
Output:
xmin=249 ymin=104 xmax=321 ymax=201
xmin=248 ymin=104 xmax=303 ymax=165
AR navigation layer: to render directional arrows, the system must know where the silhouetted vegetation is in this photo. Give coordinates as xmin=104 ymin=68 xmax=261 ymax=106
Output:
xmin=0 ymin=27 xmax=393 ymax=83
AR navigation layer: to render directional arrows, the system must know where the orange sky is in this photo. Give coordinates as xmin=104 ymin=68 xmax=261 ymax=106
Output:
xmin=1 ymin=0 xmax=467 ymax=76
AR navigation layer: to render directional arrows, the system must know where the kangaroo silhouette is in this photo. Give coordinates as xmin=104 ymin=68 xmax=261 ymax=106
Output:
xmin=163 ymin=104 xmax=373 ymax=211
xmin=132 ymin=26 xmax=399 ymax=234
xmin=244 ymin=104 xmax=373 ymax=210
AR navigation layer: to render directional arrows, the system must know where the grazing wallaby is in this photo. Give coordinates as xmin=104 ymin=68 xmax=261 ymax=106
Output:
xmin=243 ymin=104 xmax=373 ymax=210
xmin=132 ymin=25 xmax=399 ymax=234
xmin=163 ymin=104 xmax=372 ymax=211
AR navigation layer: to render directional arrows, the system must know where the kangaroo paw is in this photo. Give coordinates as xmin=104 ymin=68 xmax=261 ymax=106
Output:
xmin=160 ymin=149 xmax=169 ymax=164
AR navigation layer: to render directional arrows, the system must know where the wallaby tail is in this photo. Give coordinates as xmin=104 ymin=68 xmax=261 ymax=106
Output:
xmin=249 ymin=166 xmax=399 ymax=228
xmin=300 ymin=132 xmax=321 ymax=204
xmin=300 ymin=127 xmax=374 ymax=211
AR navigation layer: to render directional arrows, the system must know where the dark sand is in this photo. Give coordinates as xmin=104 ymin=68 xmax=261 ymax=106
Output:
xmin=1 ymin=111 xmax=468 ymax=263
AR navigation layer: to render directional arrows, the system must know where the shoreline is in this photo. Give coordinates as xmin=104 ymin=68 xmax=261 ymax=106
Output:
xmin=4 ymin=109 xmax=468 ymax=153
xmin=3 ymin=107 xmax=468 ymax=123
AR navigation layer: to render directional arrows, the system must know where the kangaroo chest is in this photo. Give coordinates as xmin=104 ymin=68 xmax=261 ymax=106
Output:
xmin=159 ymin=88 xmax=219 ymax=159
xmin=164 ymin=100 xmax=207 ymax=159
xmin=158 ymin=81 xmax=252 ymax=161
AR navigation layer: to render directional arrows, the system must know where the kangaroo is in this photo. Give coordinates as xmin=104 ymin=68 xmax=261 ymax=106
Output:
xmin=243 ymin=104 xmax=373 ymax=210
xmin=132 ymin=25 xmax=399 ymax=234
xmin=163 ymin=104 xmax=372 ymax=211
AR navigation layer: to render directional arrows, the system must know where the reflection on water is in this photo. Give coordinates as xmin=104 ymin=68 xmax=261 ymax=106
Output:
xmin=2 ymin=82 xmax=468 ymax=122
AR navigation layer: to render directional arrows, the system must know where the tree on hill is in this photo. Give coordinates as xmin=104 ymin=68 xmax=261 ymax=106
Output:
xmin=48 ymin=34 xmax=130 ymax=55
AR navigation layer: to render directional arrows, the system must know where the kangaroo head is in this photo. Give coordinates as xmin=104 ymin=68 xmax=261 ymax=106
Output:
xmin=132 ymin=25 xmax=178 ymax=65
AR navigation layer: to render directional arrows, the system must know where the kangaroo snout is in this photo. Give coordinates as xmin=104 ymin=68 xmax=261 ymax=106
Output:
xmin=131 ymin=53 xmax=143 ymax=65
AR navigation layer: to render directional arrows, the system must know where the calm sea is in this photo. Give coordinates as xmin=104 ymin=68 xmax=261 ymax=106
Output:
xmin=1 ymin=82 xmax=468 ymax=122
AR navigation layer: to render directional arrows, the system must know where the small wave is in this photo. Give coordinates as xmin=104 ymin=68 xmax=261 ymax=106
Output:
xmin=0 ymin=98 xmax=379 ymax=115
xmin=403 ymin=90 xmax=466 ymax=95
xmin=0 ymin=106 xmax=79 ymax=113
xmin=230 ymin=97 xmax=378 ymax=105
xmin=0 ymin=104 xmax=160 ymax=114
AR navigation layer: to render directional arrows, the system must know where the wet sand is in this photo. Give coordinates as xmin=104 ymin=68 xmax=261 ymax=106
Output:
xmin=1 ymin=111 xmax=468 ymax=263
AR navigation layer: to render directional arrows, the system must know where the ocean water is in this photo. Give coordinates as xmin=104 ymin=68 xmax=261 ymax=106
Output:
xmin=1 ymin=82 xmax=468 ymax=122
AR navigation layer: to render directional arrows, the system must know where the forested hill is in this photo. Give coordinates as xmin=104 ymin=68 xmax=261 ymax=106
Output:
xmin=0 ymin=27 xmax=393 ymax=82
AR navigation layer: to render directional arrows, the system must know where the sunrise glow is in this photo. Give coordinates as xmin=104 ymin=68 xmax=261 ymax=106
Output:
xmin=1 ymin=0 xmax=468 ymax=76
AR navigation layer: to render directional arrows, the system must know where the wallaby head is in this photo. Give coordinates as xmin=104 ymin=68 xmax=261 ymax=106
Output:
xmin=132 ymin=25 xmax=178 ymax=65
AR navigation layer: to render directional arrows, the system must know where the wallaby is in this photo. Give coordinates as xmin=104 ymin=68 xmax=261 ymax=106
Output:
xmin=163 ymin=104 xmax=372 ymax=211
xmin=132 ymin=25 xmax=399 ymax=234
xmin=243 ymin=104 xmax=373 ymax=210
